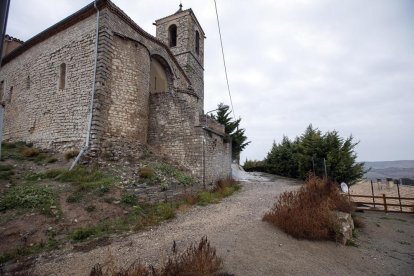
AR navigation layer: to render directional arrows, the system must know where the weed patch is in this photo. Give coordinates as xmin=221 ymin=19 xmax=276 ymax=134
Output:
xmin=0 ymin=184 xmax=57 ymax=213
xmin=121 ymin=192 xmax=138 ymax=206
xmin=197 ymin=179 xmax=240 ymax=206
xmin=0 ymin=163 xmax=14 ymax=180
xmin=28 ymin=167 xmax=113 ymax=190
xmin=153 ymin=162 xmax=196 ymax=186
xmin=197 ymin=191 xmax=219 ymax=206
xmin=345 ymin=238 xmax=358 ymax=247
xmin=69 ymin=202 xmax=178 ymax=243
xmin=0 ymin=236 xmax=59 ymax=264
xmin=156 ymin=202 xmax=176 ymax=220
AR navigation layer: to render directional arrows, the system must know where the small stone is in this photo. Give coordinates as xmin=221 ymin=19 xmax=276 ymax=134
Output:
xmin=114 ymin=200 xmax=120 ymax=204
xmin=74 ymin=219 xmax=78 ymax=223
xmin=48 ymin=226 xmax=53 ymax=231
xmin=50 ymin=206 xmax=57 ymax=209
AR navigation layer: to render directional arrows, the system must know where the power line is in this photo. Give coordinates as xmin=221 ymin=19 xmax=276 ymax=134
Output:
xmin=213 ymin=0 xmax=236 ymax=119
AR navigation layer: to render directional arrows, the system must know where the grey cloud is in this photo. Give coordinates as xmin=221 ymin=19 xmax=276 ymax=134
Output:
xmin=5 ymin=0 xmax=414 ymax=162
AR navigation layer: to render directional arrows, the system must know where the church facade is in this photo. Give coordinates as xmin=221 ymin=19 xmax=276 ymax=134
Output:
xmin=0 ymin=0 xmax=231 ymax=186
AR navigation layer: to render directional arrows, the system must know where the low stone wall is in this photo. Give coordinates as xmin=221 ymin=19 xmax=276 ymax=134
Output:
xmin=126 ymin=182 xmax=200 ymax=204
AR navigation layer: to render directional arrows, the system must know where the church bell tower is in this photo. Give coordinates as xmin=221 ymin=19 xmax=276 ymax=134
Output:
xmin=154 ymin=4 xmax=205 ymax=110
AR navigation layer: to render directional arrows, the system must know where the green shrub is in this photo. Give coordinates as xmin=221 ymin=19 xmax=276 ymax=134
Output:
xmin=66 ymin=192 xmax=83 ymax=203
xmin=69 ymin=223 xmax=114 ymax=242
xmin=197 ymin=191 xmax=219 ymax=206
xmin=70 ymin=228 xmax=97 ymax=241
xmin=1 ymin=142 xmax=17 ymax=149
xmin=156 ymin=203 xmax=176 ymax=220
xmin=0 ymin=164 xmax=13 ymax=171
xmin=0 ymin=170 xmax=14 ymax=180
xmin=0 ymin=164 xmax=14 ymax=180
xmin=175 ymin=173 xmax=195 ymax=186
xmin=121 ymin=193 xmax=137 ymax=206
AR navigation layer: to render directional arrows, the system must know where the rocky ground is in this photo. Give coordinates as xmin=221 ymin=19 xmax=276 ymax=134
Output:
xmin=26 ymin=172 xmax=414 ymax=275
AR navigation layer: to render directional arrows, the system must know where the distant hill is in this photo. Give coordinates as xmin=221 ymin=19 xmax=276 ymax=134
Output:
xmin=363 ymin=160 xmax=414 ymax=183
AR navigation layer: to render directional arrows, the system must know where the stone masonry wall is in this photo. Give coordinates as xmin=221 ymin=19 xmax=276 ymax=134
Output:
xmin=0 ymin=15 xmax=97 ymax=151
xmin=88 ymin=7 xmax=194 ymax=158
xmin=203 ymin=131 xmax=232 ymax=186
xmin=148 ymin=92 xmax=203 ymax=178
xmin=148 ymin=91 xmax=231 ymax=186
xmin=103 ymin=8 xmax=190 ymax=90
xmin=99 ymin=35 xmax=150 ymax=158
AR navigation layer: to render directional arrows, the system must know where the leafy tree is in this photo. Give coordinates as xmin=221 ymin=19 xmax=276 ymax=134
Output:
xmin=212 ymin=103 xmax=250 ymax=163
xmin=264 ymin=125 xmax=365 ymax=184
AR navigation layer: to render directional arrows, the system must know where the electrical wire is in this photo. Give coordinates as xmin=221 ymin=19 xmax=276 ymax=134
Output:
xmin=213 ymin=0 xmax=236 ymax=119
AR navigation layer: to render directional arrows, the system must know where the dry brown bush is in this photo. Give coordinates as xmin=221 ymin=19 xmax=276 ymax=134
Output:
xmin=64 ymin=149 xmax=79 ymax=160
xmin=139 ymin=167 xmax=155 ymax=179
xmin=263 ymin=176 xmax=354 ymax=240
xmin=181 ymin=191 xmax=198 ymax=205
xmin=21 ymin=147 xmax=40 ymax=157
xmin=214 ymin=178 xmax=239 ymax=192
xmin=89 ymin=237 xmax=224 ymax=276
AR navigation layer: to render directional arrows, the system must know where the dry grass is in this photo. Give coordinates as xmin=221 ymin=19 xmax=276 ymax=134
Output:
xmin=21 ymin=147 xmax=40 ymax=157
xmin=263 ymin=176 xmax=354 ymax=240
xmin=64 ymin=149 xmax=79 ymax=160
xmin=139 ymin=167 xmax=156 ymax=179
xmin=89 ymin=237 xmax=224 ymax=276
xmin=181 ymin=191 xmax=198 ymax=205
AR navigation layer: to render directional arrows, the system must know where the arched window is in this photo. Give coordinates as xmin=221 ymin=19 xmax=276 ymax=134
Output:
xmin=150 ymin=59 xmax=169 ymax=93
xmin=195 ymin=30 xmax=200 ymax=55
xmin=169 ymin=25 xmax=177 ymax=47
xmin=59 ymin=63 xmax=66 ymax=89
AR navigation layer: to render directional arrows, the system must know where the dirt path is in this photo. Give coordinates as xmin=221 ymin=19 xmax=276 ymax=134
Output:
xmin=33 ymin=173 xmax=414 ymax=276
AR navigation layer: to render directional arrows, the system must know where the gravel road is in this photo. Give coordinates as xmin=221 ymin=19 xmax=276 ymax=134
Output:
xmin=34 ymin=173 xmax=414 ymax=276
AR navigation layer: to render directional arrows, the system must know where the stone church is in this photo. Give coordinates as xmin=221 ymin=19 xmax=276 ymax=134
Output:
xmin=0 ymin=0 xmax=231 ymax=186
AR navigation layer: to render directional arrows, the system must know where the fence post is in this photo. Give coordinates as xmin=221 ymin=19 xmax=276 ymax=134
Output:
xmin=397 ymin=182 xmax=402 ymax=212
xmin=371 ymin=180 xmax=376 ymax=208
xmin=383 ymin=194 xmax=387 ymax=213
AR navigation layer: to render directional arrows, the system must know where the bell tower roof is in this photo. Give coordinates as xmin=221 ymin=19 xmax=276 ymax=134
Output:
xmin=154 ymin=7 xmax=205 ymax=38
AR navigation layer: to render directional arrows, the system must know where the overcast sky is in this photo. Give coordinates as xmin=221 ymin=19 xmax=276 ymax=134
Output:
xmin=6 ymin=0 xmax=414 ymax=162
